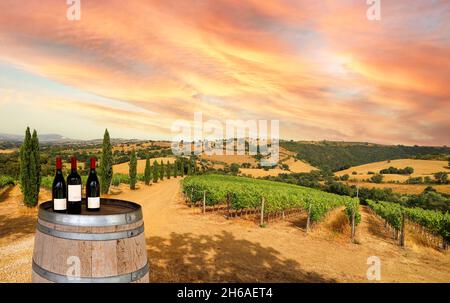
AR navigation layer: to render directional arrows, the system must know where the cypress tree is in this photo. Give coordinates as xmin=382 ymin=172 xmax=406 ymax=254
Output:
xmin=159 ymin=160 xmax=164 ymax=181
xmin=152 ymin=160 xmax=159 ymax=183
xmin=187 ymin=160 xmax=192 ymax=175
xmin=166 ymin=161 xmax=171 ymax=180
xmin=192 ymin=158 xmax=197 ymax=174
xmin=173 ymin=160 xmax=177 ymax=178
xmin=19 ymin=127 xmax=32 ymax=206
xmin=84 ymin=157 xmax=91 ymax=175
xmin=144 ymin=156 xmax=151 ymax=185
xmin=129 ymin=149 xmax=137 ymax=190
xmin=100 ymin=129 xmax=113 ymax=194
xmin=30 ymin=130 xmax=41 ymax=205
xmin=18 ymin=127 xmax=40 ymax=207
xmin=180 ymin=158 xmax=185 ymax=177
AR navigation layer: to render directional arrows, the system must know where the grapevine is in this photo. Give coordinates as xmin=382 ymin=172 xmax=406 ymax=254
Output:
xmin=182 ymin=175 xmax=357 ymax=223
xmin=367 ymin=199 xmax=450 ymax=242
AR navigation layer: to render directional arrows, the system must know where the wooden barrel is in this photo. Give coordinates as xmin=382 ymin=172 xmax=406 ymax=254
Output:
xmin=32 ymin=199 xmax=149 ymax=283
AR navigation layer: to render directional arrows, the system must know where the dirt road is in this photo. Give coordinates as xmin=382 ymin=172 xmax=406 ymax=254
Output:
xmin=1 ymin=179 xmax=450 ymax=282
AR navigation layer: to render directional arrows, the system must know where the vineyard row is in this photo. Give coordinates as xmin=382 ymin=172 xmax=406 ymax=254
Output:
xmin=367 ymin=200 xmax=449 ymax=249
xmin=182 ymin=175 xmax=361 ymax=238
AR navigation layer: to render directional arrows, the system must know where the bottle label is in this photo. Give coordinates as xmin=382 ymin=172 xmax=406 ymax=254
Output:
xmin=68 ymin=185 xmax=82 ymax=201
xmin=54 ymin=198 xmax=67 ymax=210
xmin=88 ymin=197 xmax=100 ymax=209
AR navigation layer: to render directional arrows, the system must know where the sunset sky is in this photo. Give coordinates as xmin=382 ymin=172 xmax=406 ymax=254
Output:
xmin=0 ymin=0 xmax=449 ymax=145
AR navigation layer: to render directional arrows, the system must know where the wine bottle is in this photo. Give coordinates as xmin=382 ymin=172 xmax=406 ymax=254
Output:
xmin=86 ymin=157 xmax=100 ymax=211
xmin=67 ymin=156 xmax=82 ymax=214
xmin=52 ymin=156 xmax=67 ymax=213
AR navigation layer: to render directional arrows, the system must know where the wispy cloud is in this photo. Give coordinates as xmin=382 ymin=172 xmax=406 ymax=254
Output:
xmin=0 ymin=0 xmax=448 ymax=144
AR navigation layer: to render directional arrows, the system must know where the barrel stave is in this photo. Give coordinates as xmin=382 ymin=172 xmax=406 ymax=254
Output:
xmin=32 ymin=199 xmax=149 ymax=283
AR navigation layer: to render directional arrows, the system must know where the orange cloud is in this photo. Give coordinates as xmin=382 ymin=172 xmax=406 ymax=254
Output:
xmin=0 ymin=0 xmax=448 ymax=145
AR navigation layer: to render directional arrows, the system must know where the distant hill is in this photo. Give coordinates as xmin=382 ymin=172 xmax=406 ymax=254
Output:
xmin=281 ymin=141 xmax=450 ymax=172
xmin=0 ymin=133 xmax=144 ymax=145
xmin=0 ymin=133 xmax=68 ymax=142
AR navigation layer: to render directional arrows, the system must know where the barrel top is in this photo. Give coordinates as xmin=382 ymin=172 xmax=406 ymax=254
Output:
xmin=39 ymin=199 xmax=143 ymax=227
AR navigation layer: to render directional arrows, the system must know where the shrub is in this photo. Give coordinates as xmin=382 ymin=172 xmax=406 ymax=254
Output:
xmin=370 ymin=174 xmax=384 ymax=183
xmin=111 ymin=175 xmax=121 ymax=187
xmin=112 ymin=173 xmax=130 ymax=185
xmin=406 ymin=177 xmax=423 ymax=184
xmin=241 ymin=163 xmax=251 ymax=168
xmin=40 ymin=176 xmax=53 ymax=190
xmin=380 ymin=166 xmax=414 ymax=175
xmin=424 ymin=176 xmax=432 ymax=184
xmin=433 ymin=172 xmax=448 ymax=184
xmin=0 ymin=175 xmax=15 ymax=189
xmin=340 ymin=174 xmax=349 ymax=181
xmin=281 ymin=163 xmax=290 ymax=171
xmin=230 ymin=163 xmax=240 ymax=175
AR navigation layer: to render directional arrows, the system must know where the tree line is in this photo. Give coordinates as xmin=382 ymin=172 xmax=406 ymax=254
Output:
xmin=16 ymin=126 xmax=202 ymax=207
xmin=281 ymin=140 xmax=450 ymax=172
xmin=17 ymin=128 xmax=113 ymax=207
xmin=126 ymin=150 xmax=198 ymax=190
xmin=379 ymin=166 xmax=414 ymax=175
xmin=262 ymin=171 xmax=450 ymax=213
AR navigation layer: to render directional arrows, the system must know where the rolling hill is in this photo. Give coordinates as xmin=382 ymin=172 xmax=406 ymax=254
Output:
xmin=335 ymin=159 xmax=450 ymax=182
xmin=281 ymin=141 xmax=450 ymax=172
